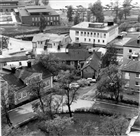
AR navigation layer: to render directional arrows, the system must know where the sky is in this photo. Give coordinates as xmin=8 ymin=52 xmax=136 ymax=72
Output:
xmin=49 ymin=0 xmax=140 ymax=9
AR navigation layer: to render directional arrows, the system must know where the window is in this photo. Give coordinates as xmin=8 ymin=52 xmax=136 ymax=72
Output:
xmin=97 ymin=33 xmax=99 ymax=37
xmin=57 ymin=16 xmax=59 ymax=20
xmin=22 ymin=91 xmax=27 ymax=98
xmin=75 ymin=31 xmax=79 ymax=35
xmin=89 ymin=39 xmax=91 ymax=42
xmin=84 ymin=38 xmax=86 ymax=41
xmin=102 ymin=40 xmax=105 ymax=43
xmin=38 ymin=17 xmax=40 ymax=21
xmin=90 ymin=32 xmax=93 ymax=37
xmin=17 ymin=92 xmax=22 ymax=100
xmin=136 ymin=73 xmax=140 ymax=78
xmin=135 ymin=81 xmax=140 ymax=86
xmin=98 ymin=40 xmax=100 ymax=43
xmin=44 ymin=80 xmax=50 ymax=88
xmin=48 ymin=17 xmax=50 ymax=20
xmin=128 ymin=55 xmax=131 ymax=59
xmin=84 ymin=32 xmax=86 ymax=36
xmin=93 ymin=39 xmax=95 ymax=43
xmin=81 ymin=32 xmax=83 ymax=36
xmin=87 ymin=32 xmax=89 ymax=37
xmin=104 ymin=33 xmax=106 ymax=38
xmin=6 ymin=9 xmax=8 ymax=12
xmin=75 ymin=37 xmax=79 ymax=42
xmin=32 ymin=17 xmax=34 ymax=21
xmin=129 ymin=49 xmax=132 ymax=53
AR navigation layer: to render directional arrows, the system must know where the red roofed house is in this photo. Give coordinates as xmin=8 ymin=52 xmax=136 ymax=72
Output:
xmin=81 ymin=51 xmax=101 ymax=79
xmin=2 ymin=61 xmax=53 ymax=105
xmin=121 ymin=61 xmax=140 ymax=93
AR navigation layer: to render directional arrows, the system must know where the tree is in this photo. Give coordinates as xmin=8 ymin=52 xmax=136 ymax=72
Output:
xmin=38 ymin=116 xmax=73 ymax=136
xmin=1 ymin=80 xmax=15 ymax=127
xmin=123 ymin=0 xmax=132 ymax=19
xmin=59 ymin=71 xmax=79 ymax=117
xmin=42 ymin=0 xmax=49 ymax=5
xmin=39 ymin=13 xmax=46 ymax=32
xmin=73 ymin=12 xmax=79 ymax=25
xmin=87 ymin=10 xmax=91 ymax=22
xmin=67 ymin=6 xmax=73 ymax=22
xmin=101 ymin=46 xmax=118 ymax=68
xmin=97 ymin=65 xmax=124 ymax=102
xmin=100 ymin=115 xmax=129 ymax=136
xmin=90 ymin=0 xmax=104 ymax=22
xmin=35 ymin=0 xmax=39 ymax=5
xmin=118 ymin=9 xmax=124 ymax=21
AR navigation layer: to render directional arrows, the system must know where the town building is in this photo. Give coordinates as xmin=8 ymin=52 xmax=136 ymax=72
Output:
xmin=70 ymin=22 xmax=118 ymax=46
xmin=32 ymin=33 xmax=71 ymax=55
xmin=2 ymin=61 xmax=53 ymax=105
xmin=123 ymin=36 xmax=140 ymax=64
xmin=81 ymin=51 xmax=101 ymax=79
xmin=121 ymin=61 xmax=140 ymax=93
xmin=16 ymin=5 xmax=60 ymax=26
xmin=0 ymin=0 xmax=18 ymax=12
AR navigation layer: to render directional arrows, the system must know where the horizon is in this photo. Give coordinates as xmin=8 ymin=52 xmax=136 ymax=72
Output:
xmin=49 ymin=0 xmax=140 ymax=9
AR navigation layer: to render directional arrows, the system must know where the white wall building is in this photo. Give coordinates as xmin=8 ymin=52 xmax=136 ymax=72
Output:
xmin=70 ymin=22 xmax=118 ymax=46
xmin=32 ymin=33 xmax=71 ymax=55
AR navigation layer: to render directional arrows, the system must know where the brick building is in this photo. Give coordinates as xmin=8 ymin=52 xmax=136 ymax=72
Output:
xmin=16 ymin=5 xmax=60 ymax=26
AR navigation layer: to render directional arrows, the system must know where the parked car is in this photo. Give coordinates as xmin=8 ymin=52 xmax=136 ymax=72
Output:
xmin=69 ymin=82 xmax=80 ymax=89
xmin=77 ymin=78 xmax=90 ymax=87
xmin=87 ymin=78 xmax=96 ymax=83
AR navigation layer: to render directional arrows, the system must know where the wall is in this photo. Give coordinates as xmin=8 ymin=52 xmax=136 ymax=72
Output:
xmin=82 ymin=66 xmax=95 ymax=78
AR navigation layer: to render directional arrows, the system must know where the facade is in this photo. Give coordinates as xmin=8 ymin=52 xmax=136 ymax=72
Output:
xmin=70 ymin=22 xmax=118 ymax=46
xmin=0 ymin=0 xmax=18 ymax=12
xmin=123 ymin=37 xmax=140 ymax=64
xmin=121 ymin=61 xmax=140 ymax=93
xmin=81 ymin=52 xmax=101 ymax=78
xmin=32 ymin=33 xmax=71 ymax=55
xmin=2 ymin=62 xmax=53 ymax=105
xmin=17 ymin=5 xmax=60 ymax=26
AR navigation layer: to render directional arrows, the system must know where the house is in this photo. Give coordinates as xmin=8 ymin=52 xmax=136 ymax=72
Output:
xmin=70 ymin=22 xmax=118 ymax=46
xmin=16 ymin=5 xmax=60 ymax=26
xmin=81 ymin=51 xmax=101 ymax=79
xmin=0 ymin=0 xmax=18 ymax=12
xmin=50 ymin=49 xmax=92 ymax=69
xmin=121 ymin=61 xmax=140 ymax=93
xmin=32 ymin=33 xmax=71 ymax=55
xmin=123 ymin=36 xmax=140 ymax=64
xmin=2 ymin=61 xmax=53 ymax=105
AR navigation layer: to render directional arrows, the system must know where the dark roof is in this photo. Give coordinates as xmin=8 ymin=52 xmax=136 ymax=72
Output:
xmin=121 ymin=61 xmax=140 ymax=73
xmin=2 ymin=62 xmax=52 ymax=88
xmin=51 ymin=49 xmax=91 ymax=61
xmin=82 ymin=51 xmax=101 ymax=71
xmin=124 ymin=38 xmax=140 ymax=48
xmin=0 ymin=56 xmax=28 ymax=63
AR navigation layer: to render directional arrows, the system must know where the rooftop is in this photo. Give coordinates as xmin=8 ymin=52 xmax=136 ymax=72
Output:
xmin=121 ymin=61 xmax=140 ymax=73
xmin=124 ymin=37 xmax=140 ymax=48
xmin=70 ymin=22 xmax=118 ymax=32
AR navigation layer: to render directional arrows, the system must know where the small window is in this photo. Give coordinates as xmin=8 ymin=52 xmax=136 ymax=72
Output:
xmin=84 ymin=32 xmax=86 ymax=36
xmin=17 ymin=92 xmax=22 ymax=100
xmin=129 ymin=49 xmax=132 ymax=53
xmin=104 ymin=33 xmax=106 ymax=37
xmin=94 ymin=33 xmax=96 ymax=35
xmin=93 ymin=39 xmax=95 ymax=43
xmin=128 ymin=55 xmax=131 ymax=59
xmin=102 ymin=40 xmax=104 ymax=43
xmin=87 ymin=32 xmax=89 ymax=36
xmin=135 ymin=81 xmax=139 ymax=86
xmin=90 ymin=32 xmax=93 ymax=36
xmin=22 ymin=92 xmax=27 ymax=98
xmin=75 ymin=31 xmax=79 ymax=35
xmin=136 ymin=73 xmax=140 ymax=78
xmin=75 ymin=37 xmax=79 ymax=42
xmin=89 ymin=39 xmax=91 ymax=42
xmin=98 ymin=40 xmax=100 ymax=43
xmin=84 ymin=38 xmax=86 ymax=41
xmin=81 ymin=32 xmax=83 ymax=36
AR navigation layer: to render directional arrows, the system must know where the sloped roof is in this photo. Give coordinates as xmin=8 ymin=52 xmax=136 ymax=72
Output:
xmin=124 ymin=38 xmax=140 ymax=48
xmin=131 ymin=114 xmax=140 ymax=131
xmin=121 ymin=61 xmax=140 ymax=73
xmin=82 ymin=52 xmax=101 ymax=71
xmin=51 ymin=49 xmax=91 ymax=61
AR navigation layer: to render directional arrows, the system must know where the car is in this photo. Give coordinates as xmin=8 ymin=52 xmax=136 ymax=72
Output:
xmin=87 ymin=78 xmax=96 ymax=83
xmin=69 ymin=82 xmax=80 ymax=88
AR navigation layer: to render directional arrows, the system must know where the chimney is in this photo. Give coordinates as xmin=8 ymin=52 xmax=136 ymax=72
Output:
xmin=27 ymin=61 xmax=31 ymax=68
xmin=11 ymin=67 xmax=16 ymax=73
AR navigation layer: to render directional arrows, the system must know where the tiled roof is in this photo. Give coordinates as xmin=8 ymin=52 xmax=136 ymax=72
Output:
xmin=124 ymin=38 xmax=140 ymax=48
xmin=121 ymin=61 xmax=140 ymax=73
xmin=82 ymin=51 xmax=101 ymax=71
xmin=51 ymin=49 xmax=91 ymax=61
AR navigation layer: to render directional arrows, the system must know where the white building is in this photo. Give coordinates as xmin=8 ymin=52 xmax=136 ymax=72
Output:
xmin=32 ymin=33 xmax=71 ymax=55
xmin=70 ymin=22 xmax=118 ymax=46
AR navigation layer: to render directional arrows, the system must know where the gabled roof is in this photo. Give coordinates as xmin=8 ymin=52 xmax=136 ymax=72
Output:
xmin=121 ymin=61 xmax=140 ymax=73
xmin=51 ymin=49 xmax=91 ymax=61
xmin=2 ymin=62 xmax=52 ymax=89
xmin=82 ymin=51 xmax=101 ymax=71
xmin=124 ymin=38 xmax=140 ymax=48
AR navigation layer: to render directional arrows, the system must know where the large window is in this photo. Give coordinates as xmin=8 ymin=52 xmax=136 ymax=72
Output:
xmin=125 ymin=72 xmax=130 ymax=79
xmin=75 ymin=31 xmax=79 ymax=36
xmin=75 ymin=37 xmax=79 ymax=42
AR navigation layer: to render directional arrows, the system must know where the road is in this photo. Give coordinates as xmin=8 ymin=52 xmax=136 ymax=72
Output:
xmin=93 ymin=100 xmax=139 ymax=118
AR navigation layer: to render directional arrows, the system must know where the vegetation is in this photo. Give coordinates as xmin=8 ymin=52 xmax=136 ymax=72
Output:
xmin=73 ymin=12 xmax=80 ymax=25
xmin=90 ymin=0 xmax=104 ymax=22
xmin=97 ymin=65 xmax=124 ymax=102
xmin=39 ymin=13 xmax=47 ymax=32
xmin=67 ymin=6 xmax=73 ymax=22
xmin=123 ymin=0 xmax=132 ymax=19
